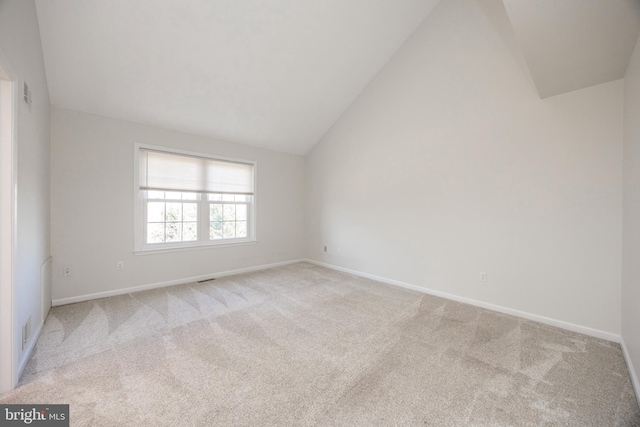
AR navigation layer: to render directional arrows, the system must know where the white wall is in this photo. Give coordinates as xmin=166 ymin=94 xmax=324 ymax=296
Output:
xmin=0 ymin=0 xmax=51 ymax=383
xmin=306 ymin=0 xmax=623 ymax=336
xmin=622 ymin=35 xmax=640 ymax=396
xmin=50 ymin=107 xmax=306 ymax=302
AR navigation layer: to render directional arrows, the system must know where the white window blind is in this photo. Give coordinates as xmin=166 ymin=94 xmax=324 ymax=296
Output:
xmin=139 ymin=149 xmax=254 ymax=195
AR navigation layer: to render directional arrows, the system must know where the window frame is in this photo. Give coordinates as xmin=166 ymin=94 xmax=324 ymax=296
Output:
xmin=134 ymin=143 xmax=257 ymax=254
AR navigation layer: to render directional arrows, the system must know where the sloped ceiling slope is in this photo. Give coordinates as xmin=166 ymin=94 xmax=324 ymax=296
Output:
xmin=35 ymin=0 xmax=440 ymax=154
xmin=503 ymin=0 xmax=640 ymax=99
xmin=35 ymin=1 xmax=640 ymax=154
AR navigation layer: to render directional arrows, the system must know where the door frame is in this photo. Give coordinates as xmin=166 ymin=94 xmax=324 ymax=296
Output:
xmin=0 ymin=46 xmax=18 ymax=393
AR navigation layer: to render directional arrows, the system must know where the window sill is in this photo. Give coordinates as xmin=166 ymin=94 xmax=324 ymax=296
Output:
xmin=134 ymin=239 xmax=257 ymax=255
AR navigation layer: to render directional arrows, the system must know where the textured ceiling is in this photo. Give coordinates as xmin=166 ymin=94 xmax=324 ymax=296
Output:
xmin=35 ymin=0 xmax=640 ymax=154
xmin=35 ymin=0 xmax=440 ymax=154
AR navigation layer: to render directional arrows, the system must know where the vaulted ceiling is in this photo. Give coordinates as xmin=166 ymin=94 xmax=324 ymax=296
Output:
xmin=35 ymin=0 xmax=640 ymax=155
xmin=502 ymin=0 xmax=640 ymax=99
xmin=35 ymin=0 xmax=441 ymax=154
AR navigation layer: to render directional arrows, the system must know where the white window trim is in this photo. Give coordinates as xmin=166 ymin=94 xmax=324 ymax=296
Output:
xmin=133 ymin=143 xmax=257 ymax=254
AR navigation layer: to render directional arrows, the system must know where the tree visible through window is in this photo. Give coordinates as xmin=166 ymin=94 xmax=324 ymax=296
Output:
xmin=209 ymin=194 xmax=249 ymax=240
xmin=145 ymin=191 xmax=198 ymax=243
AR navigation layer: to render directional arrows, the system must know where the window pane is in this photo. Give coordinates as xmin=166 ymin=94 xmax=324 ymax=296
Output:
xmin=143 ymin=188 xmax=253 ymax=246
xmin=183 ymin=222 xmax=197 ymax=241
xmin=223 ymin=221 xmax=236 ymax=239
xmin=236 ymin=204 xmax=247 ymax=221
xmin=210 ymin=204 xmax=223 ymax=222
xmin=183 ymin=203 xmax=197 ymax=221
xmin=148 ymin=190 xmax=165 ymax=199
xmin=236 ymin=221 xmax=247 ymax=238
xmin=166 ymin=223 xmax=182 ymax=242
xmin=210 ymin=221 xmax=223 ymax=239
xmin=166 ymin=203 xmax=182 ymax=221
xmin=147 ymin=202 xmax=165 ymax=222
xmin=223 ymin=204 xmax=236 ymax=221
xmin=147 ymin=223 xmax=165 ymax=243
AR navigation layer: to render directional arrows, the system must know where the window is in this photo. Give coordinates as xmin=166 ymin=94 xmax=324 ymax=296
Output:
xmin=208 ymin=193 xmax=250 ymax=240
xmin=135 ymin=145 xmax=256 ymax=252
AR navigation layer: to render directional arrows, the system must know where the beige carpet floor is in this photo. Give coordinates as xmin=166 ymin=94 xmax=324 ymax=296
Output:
xmin=1 ymin=262 xmax=639 ymax=426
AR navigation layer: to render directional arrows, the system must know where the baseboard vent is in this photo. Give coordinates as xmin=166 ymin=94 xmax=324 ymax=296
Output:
xmin=22 ymin=81 xmax=32 ymax=112
xmin=21 ymin=316 xmax=31 ymax=350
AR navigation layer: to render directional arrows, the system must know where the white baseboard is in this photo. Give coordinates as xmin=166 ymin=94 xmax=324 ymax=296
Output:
xmin=304 ymin=259 xmax=620 ymax=343
xmin=621 ymin=337 xmax=640 ymax=407
xmin=52 ymin=259 xmax=305 ymax=306
xmin=52 ymin=257 xmax=621 ymax=344
xmin=17 ymin=319 xmax=44 ymax=381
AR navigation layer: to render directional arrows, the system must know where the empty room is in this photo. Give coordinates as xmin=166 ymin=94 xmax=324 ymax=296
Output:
xmin=1 ymin=0 xmax=640 ymax=425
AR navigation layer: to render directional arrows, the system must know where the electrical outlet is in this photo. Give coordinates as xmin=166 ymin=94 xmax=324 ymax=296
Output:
xmin=117 ymin=261 xmax=124 ymax=270
xmin=63 ymin=267 xmax=71 ymax=278
xmin=480 ymin=272 xmax=487 ymax=282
